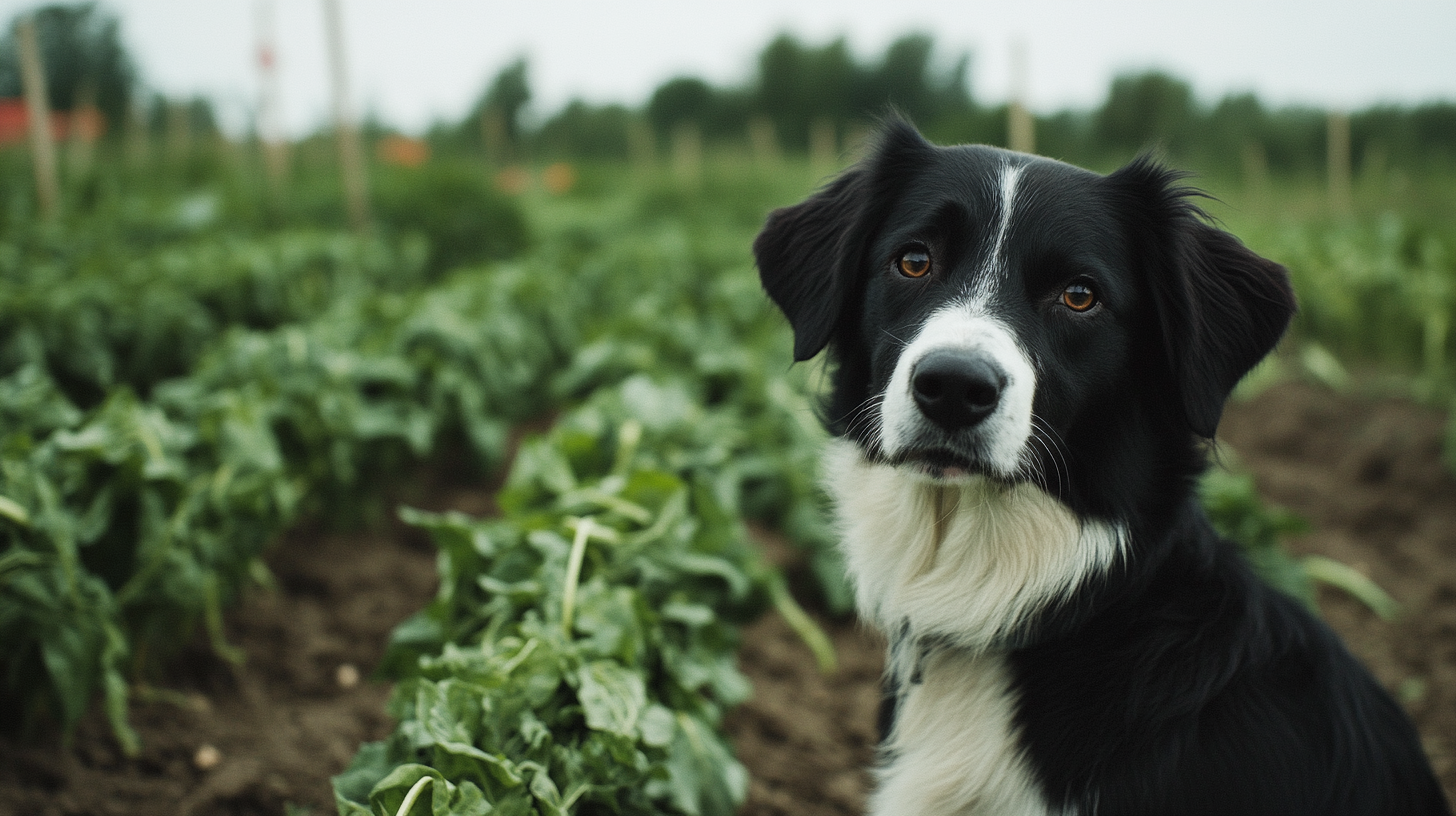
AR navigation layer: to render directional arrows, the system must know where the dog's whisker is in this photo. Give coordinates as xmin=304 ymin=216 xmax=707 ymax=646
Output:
xmin=879 ymin=328 xmax=911 ymax=348
xmin=1028 ymin=414 xmax=1071 ymax=496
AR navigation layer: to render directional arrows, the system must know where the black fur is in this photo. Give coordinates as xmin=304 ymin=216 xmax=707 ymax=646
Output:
xmin=755 ymin=119 xmax=1450 ymax=815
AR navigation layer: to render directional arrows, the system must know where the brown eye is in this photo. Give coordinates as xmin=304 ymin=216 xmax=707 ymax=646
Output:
xmin=1061 ymin=282 xmax=1098 ymax=312
xmin=897 ymin=249 xmax=931 ymax=278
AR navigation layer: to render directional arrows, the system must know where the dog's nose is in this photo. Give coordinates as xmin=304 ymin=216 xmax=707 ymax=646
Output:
xmin=911 ymin=350 xmax=1006 ymax=430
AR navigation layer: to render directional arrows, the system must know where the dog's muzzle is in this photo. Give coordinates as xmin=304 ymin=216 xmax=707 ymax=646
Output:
xmin=911 ymin=350 xmax=1007 ymax=430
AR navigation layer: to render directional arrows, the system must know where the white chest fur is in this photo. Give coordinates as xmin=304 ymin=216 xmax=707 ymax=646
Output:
xmin=824 ymin=439 xmax=1122 ymax=816
xmin=873 ymin=649 xmax=1048 ymax=816
xmin=823 ymin=439 xmax=1123 ymax=651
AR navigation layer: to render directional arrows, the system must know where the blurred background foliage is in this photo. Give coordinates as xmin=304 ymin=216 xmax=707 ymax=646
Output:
xmin=3 ymin=5 xmax=1453 ymax=187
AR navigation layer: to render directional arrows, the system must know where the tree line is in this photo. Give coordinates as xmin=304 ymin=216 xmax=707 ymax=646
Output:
xmin=458 ymin=34 xmax=1456 ymax=177
xmin=5 ymin=4 xmax=1454 ymax=178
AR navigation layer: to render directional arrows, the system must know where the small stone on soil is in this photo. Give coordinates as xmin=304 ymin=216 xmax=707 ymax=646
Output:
xmin=336 ymin=663 xmax=361 ymax=689
xmin=193 ymin=744 xmax=222 ymax=771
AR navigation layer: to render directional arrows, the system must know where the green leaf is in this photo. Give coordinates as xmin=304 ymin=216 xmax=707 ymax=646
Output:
xmin=661 ymin=713 xmax=748 ymax=816
xmin=638 ymin=704 xmax=676 ymax=748
xmin=576 ymin=660 xmax=646 ymax=737
xmin=0 ymin=494 xmax=30 ymax=526
xmin=332 ymin=740 xmax=394 ymax=808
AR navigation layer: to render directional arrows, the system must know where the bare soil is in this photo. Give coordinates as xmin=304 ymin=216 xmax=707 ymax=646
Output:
xmin=1 ymin=381 xmax=1452 ymax=815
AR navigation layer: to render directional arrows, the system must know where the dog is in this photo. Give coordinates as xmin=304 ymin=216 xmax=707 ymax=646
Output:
xmin=754 ymin=119 xmax=1450 ymax=816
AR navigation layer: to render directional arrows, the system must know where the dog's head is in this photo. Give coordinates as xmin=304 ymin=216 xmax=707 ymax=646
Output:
xmin=755 ymin=120 xmax=1295 ymax=516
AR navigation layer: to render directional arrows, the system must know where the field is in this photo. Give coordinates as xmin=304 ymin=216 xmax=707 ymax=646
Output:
xmin=0 ymin=142 xmax=1454 ymax=815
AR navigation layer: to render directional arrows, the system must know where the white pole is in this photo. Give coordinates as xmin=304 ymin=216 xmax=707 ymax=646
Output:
xmin=255 ymin=0 xmax=288 ymax=196
xmin=322 ymin=0 xmax=369 ymax=230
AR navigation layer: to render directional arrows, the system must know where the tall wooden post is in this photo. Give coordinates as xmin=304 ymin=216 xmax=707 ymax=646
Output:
xmin=809 ymin=117 xmax=837 ymax=174
xmin=1241 ymin=140 xmax=1268 ymax=207
xmin=17 ymin=14 xmax=59 ymax=218
xmin=1327 ymin=110 xmax=1352 ymax=215
xmin=125 ymin=100 xmax=150 ymax=169
xmin=748 ymin=116 xmax=779 ymax=168
xmin=1007 ymin=39 xmax=1035 ymax=155
xmin=671 ymin=122 xmax=702 ymax=184
xmin=480 ymin=107 xmax=509 ymax=166
xmin=627 ymin=118 xmax=655 ymax=176
xmin=322 ymin=0 xmax=370 ymax=231
xmin=166 ymin=100 xmax=191 ymax=162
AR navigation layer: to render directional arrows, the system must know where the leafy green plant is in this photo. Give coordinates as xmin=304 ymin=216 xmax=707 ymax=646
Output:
xmin=372 ymin=162 xmax=532 ymax=276
xmin=1200 ymin=466 xmax=1399 ymax=620
xmin=0 ymin=229 xmax=428 ymax=404
xmin=336 ymin=406 xmax=771 ymax=816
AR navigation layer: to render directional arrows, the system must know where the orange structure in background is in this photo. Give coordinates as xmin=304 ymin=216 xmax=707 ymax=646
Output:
xmin=494 ymin=165 xmax=530 ymax=194
xmin=376 ymin=134 xmax=428 ymax=167
xmin=0 ymin=99 xmax=106 ymax=146
xmin=542 ymin=162 xmax=576 ymax=194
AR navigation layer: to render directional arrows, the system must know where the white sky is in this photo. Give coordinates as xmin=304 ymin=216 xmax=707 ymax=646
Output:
xmin=4 ymin=0 xmax=1454 ymax=136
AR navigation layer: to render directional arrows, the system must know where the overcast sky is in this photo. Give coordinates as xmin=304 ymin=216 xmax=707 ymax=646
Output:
xmin=4 ymin=0 xmax=1454 ymax=136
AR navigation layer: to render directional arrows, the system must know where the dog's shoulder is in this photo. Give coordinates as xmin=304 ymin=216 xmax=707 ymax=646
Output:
xmin=1010 ymin=511 xmax=1449 ymax=814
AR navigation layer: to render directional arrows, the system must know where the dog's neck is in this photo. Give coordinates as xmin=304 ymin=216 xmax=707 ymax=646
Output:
xmin=825 ymin=438 xmax=1127 ymax=665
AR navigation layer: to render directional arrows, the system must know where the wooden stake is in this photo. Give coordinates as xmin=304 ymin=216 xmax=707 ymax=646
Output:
xmin=322 ymin=0 xmax=370 ymax=231
xmin=167 ymin=101 xmax=191 ymax=163
xmin=17 ymin=14 xmax=59 ymax=218
xmin=809 ymin=117 xmax=837 ymax=174
xmin=748 ymin=116 xmax=779 ymax=168
xmin=627 ymin=118 xmax=655 ymax=174
xmin=671 ymin=122 xmax=702 ymax=184
xmin=1241 ymin=140 xmax=1268 ymax=205
xmin=480 ymin=107 xmax=509 ymax=165
xmin=125 ymin=100 xmax=150 ymax=169
xmin=1327 ymin=110 xmax=1352 ymax=215
xmin=1008 ymin=39 xmax=1035 ymax=154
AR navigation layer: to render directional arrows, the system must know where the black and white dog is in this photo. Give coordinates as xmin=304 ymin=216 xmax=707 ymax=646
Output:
xmin=754 ymin=120 xmax=1449 ymax=815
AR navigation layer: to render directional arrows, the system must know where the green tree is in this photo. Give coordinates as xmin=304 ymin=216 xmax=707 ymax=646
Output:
xmin=864 ymin=33 xmax=972 ymax=125
xmin=753 ymin=33 xmax=862 ymax=149
xmin=1094 ymin=71 xmax=1197 ymax=156
xmin=473 ymin=58 xmax=531 ymax=145
xmin=647 ymin=76 xmax=716 ymax=136
xmin=535 ymin=100 xmax=634 ymax=160
xmin=0 ymin=2 xmax=138 ymax=135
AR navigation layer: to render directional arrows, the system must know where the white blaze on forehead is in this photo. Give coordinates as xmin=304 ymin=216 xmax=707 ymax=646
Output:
xmin=967 ymin=161 xmax=1028 ymax=308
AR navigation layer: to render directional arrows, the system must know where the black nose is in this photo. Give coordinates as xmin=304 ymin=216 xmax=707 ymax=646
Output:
xmin=911 ymin=350 xmax=1006 ymax=430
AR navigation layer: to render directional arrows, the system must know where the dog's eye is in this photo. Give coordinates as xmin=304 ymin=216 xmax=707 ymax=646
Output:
xmin=897 ymin=249 xmax=932 ymax=278
xmin=1061 ymin=282 xmax=1098 ymax=312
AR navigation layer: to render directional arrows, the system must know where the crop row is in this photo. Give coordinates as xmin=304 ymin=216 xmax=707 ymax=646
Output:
xmin=0 ymin=258 xmax=569 ymax=749
xmin=0 ymin=170 xmax=841 ymax=759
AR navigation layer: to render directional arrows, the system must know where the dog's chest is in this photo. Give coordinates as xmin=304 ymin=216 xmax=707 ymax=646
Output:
xmin=872 ymin=649 xmax=1051 ymax=816
xmin=822 ymin=440 xmax=1120 ymax=816
xmin=823 ymin=439 xmax=1121 ymax=651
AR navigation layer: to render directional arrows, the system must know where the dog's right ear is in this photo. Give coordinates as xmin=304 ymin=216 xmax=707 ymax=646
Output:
xmin=754 ymin=119 xmax=931 ymax=361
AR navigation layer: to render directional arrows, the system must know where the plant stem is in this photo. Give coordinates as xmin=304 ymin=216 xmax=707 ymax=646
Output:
xmin=562 ymin=517 xmax=596 ymax=635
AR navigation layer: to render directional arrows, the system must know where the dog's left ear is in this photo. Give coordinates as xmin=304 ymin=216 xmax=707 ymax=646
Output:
xmin=753 ymin=168 xmax=868 ymax=361
xmin=754 ymin=118 xmax=932 ymax=361
xmin=1110 ymin=157 xmax=1297 ymax=438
